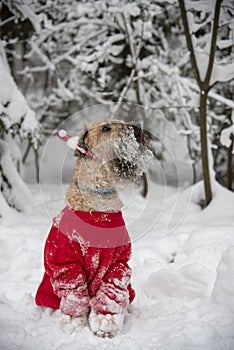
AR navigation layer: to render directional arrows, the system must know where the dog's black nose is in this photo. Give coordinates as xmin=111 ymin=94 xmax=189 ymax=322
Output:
xmin=131 ymin=124 xmax=142 ymax=142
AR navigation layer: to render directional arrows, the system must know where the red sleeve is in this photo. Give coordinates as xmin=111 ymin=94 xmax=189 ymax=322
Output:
xmin=90 ymin=244 xmax=135 ymax=314
xmin=44 ymin=226 xmax=90 ymax=317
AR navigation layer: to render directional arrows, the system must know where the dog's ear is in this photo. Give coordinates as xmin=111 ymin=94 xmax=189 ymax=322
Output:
xmin=74 ymin=129 xmax=89 ymax=157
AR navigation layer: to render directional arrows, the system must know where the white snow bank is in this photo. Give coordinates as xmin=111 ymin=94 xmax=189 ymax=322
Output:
xmin=144 ymin=263 xmax=213 ymax=299
xmin=176 ymin=180 xmax=234 ymax=225
xmin=212 ymin=247 xmax=234 ymax=312
xmin=196 ymin=181 xmax=234 ymax=224
xmin=0 ymin=180 xmax=234 ymax=349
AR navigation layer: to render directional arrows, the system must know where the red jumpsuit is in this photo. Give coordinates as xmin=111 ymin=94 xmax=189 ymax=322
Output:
xmin=35 ymin=207 xmax=135 ymax=317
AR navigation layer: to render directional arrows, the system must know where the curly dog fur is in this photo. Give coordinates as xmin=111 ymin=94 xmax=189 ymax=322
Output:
xmin=36 ymin=120 xmax=151 ymax=337
xmin=66 ymin=120 xmax=134 ymax=212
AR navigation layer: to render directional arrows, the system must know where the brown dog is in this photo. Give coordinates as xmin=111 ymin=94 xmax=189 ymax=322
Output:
xmin=36 ymin=120 xmax=152 ymax=337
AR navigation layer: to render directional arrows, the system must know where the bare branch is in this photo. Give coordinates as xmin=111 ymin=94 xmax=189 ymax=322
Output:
xmin=205 ymin=0 xmax=223 ymax=90
xmin=184 ymin=77 xmax=234 ymax=109
xmin=178 ymin=0 xmax=202 ymax=87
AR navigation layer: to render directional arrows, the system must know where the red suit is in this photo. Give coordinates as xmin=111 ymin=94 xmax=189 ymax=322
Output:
xmin=35 ymin=207 xmax=135 ymax=317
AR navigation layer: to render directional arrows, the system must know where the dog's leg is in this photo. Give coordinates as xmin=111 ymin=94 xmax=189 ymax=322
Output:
xmin=53 ymin=309 xmax=88 ymax=334
xmin=89 ymin=309 xmax=124 ymax=338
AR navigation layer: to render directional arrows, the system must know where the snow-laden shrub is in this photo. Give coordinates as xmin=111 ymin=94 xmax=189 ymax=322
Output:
xmin=0 ymin=47 xmax=41 ymax=216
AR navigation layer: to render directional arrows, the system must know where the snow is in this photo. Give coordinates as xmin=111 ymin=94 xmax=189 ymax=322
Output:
xmin=89 ymin=309 xmax=124 ymax=338
xmin=113 ymin=126 xmax=153 ymax=182
xmin=194 ymin=49 xmax=234 ymax=86
xmin=0 ymin=45 xmax=41 ymax=216
xmin=220 ymin=121 xmax=234 ymax=148
xmin=0 ymin=56 xmax=40 ymax=145
xmin=212 ymin=247 xmax=234 ymax=312
xmin=0 ymin=180 xmax=234 ymax=349
xmin=0 ymin=140 xmax=33 ymax=212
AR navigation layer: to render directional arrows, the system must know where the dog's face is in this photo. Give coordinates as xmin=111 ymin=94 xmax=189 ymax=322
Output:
xmin=76 ymin=121 xmax=142 ymax=150
xmin=75 ymin=120 xmax=152 ymax=184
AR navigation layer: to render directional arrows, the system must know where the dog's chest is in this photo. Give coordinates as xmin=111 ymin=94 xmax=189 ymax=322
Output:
xmin=52 ymin=207 xmax=131 ymax=295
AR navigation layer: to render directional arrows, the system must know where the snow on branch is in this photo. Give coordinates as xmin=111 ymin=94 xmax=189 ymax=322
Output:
xmin=221 ymin=124 xmax=234 ymax=147
xmin=220 ymin=111 xmax=234 ymax=148
xmin=185 ymin=77 xmax=234 ymax=109
xmin=0 ymin=139 xmax=33 ymax=211
xmin=0 ymin=42 xmax=41 ymax=145
xmin=0 ymin=42 xmax=41 ymax=215
xmin=2 ymin=0 xmax=46 ymax=32
xmin=194 ymin=50 xmax=234 ymax=86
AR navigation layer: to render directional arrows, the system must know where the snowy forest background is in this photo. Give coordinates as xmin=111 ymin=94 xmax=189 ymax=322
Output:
xmin=1 ymin=1 xmax=234 ymax=349
xmin=0 ymin=0 xmax=233 ymax=216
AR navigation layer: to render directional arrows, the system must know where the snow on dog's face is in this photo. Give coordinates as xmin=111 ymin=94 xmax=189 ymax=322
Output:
xmin=112 ymin=125 xmax=153 ymax=184
xmin=75 ymin=120 xmax=153 ymax=184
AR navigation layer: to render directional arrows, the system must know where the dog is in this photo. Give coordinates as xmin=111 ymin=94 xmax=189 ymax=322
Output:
xmin=35 ymin=120 xmax=152 ymax=337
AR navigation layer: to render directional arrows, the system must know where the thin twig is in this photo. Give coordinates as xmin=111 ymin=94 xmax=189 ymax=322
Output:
xmin=109 ymin=67 xmax=136 ymax=119
xmin=0 ymin=16 xmax=15 ymax=26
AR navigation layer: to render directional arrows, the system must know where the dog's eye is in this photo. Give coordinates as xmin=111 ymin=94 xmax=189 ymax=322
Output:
xmin=102 ymin=125 xmax=111 ymax=133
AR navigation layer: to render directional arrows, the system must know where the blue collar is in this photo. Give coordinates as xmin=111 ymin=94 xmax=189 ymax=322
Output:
xmin=78 ymin=184 xmax=115 ymax=195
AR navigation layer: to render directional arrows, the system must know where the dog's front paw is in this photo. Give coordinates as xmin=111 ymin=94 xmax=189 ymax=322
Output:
xmin=88 ymin=309 xmax=124 ymax=338
xmin=53 ymin=309 xmax=88 ymax=334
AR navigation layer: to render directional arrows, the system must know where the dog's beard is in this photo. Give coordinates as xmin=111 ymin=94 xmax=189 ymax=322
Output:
xmin=77 ymin=126 xmax=153 ymax=189
xmin=112 ymin=128 xmax=153 ymax=185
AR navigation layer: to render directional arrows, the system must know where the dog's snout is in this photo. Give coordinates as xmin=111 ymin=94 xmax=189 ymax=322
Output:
xmin=131 ymin=124 xmax=142 ymax=142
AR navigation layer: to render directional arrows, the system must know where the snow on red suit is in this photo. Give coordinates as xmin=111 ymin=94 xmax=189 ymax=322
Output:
xmin=35 ymin=207 xmax=135 ymax=317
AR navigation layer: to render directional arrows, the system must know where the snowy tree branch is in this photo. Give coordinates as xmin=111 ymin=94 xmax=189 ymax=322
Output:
xmin=0 ymin=15 xmax=15 ymax=26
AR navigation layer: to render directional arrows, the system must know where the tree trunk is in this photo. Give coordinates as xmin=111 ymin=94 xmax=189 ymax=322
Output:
xmin=179 ymin=0 xmax=222 ymax=206
xmin=34 ymin=148 xmax=40 ymax=183
xmin=192 ymin=162 xmax=197 ymax=185
xmin=227 ymin=134 xmax=234 ymax=190
xmin=142 ymin=172 xmax=148 ymax=198
xmin=22 ymin=140 xmax=31 ymax=164
xmin=200 ymin=91 xmax=212 ymax=205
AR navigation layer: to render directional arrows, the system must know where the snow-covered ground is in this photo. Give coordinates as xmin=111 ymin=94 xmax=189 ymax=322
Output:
xmin=0 ymin=180 xmax=234 ymax=350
